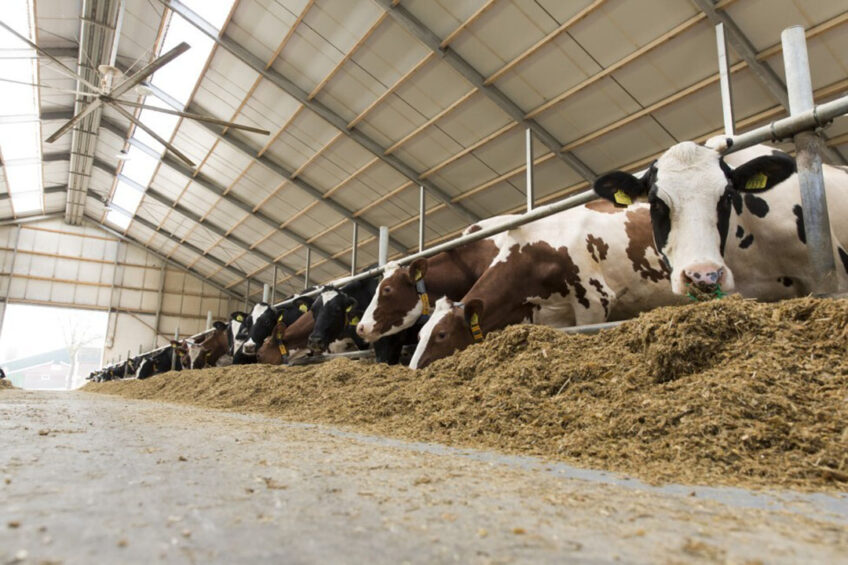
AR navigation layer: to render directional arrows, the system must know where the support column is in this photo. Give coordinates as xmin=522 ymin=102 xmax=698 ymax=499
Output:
xmin=0 ymin=224 xmax=22 ymax=339
xmin=304 ymin=248 xmax=312 ymax=290
xmin=378 ymin=226 xmax=389 ymax=267
xmin=715 ymin=23 xmax=735 ymax=136
xmin=351 ymin=221 xmax=358 ymax=276
xmin=525 ymin=128 xmax=535 ymax=212
xmin=153 ymin=262 xmax=166 ymax=350
xmin=782 ymin=26 xmax=836 ymax=294
xmin=418 ymin=186 xmax=426 ymax=252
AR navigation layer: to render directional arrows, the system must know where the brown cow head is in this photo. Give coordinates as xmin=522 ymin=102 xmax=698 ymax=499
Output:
xmin=356 ymin=259 xmax=428 ymax=342
xmin=409 ymin=297 xmax=484 ymax=369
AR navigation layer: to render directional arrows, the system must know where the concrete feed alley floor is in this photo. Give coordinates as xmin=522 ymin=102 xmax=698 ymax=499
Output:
xmin=1 ymin=390 xmax=847 ymax=564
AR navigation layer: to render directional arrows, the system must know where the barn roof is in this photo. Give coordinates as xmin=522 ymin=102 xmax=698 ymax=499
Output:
xmin=2 ymin=0 xmax=847 ymax=301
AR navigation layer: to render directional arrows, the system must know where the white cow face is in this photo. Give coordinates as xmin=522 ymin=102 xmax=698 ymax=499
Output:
xmin=593 ymin=141 xmax=796 ymax=295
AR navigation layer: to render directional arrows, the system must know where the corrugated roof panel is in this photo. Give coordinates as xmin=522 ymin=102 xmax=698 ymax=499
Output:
xmin=227 ymin=0 xmax=300 ymax=64
xmin=203 ymin=201 xmax=248 ymax=233
xmin=569 ymin=117 xmax=677 ymax=174
xmin=200 ymin=143 xmax=255 ymax=189
xmin=725 ymin=0 xmax=848 ymax=51
xmin=349 ymin=21 xmax=431 ymax=91
xmin=399 ymin=0 xmax=485 ymax=40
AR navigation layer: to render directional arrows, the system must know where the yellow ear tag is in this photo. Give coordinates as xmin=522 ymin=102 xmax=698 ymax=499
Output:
xmin=349 ymin=316 xmax=360 ymax=326
xmin=278 ymin=314 xmax=284 ymax=322
xmin=414 ymin=269 xmax=423 ymax=281
xmin=613 ymin=190 xmax=632 ymax=206
xmin=345 ymin=304 xmax=353 ymax=312
xmin=278 ymin=343 xmax=287 ymax=355
xmin=420 ymin=293 xmax=430 ymax=316
xmin=236 ymin=315 xmax=243 ymax=322
xmin=469 ymin=312 xmax=483 ymax=342
xmin=299 ymin=303 xmax=308 ymax=313
xmin=745 ymin=172 xmax=768 ymax=190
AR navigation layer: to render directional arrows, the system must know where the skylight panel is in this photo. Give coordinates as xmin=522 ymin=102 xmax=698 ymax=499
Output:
xmin=0 ymin=0 xmax=42 ymax=217
xmin=107 ymin=0 xmax=234 ymax=231
xmin=106 ymin=209 xmax=132 ymax=230
xmin=10 ymin=190 xmax=41 ymax=213
xmin=111 ymin=180 xmax=145 ymax=214
xmin=119 ymin=145 xmax=159 ymax=188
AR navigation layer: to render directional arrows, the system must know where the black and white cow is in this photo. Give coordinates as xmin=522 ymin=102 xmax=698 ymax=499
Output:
xmin=593 ymin=140 xmax=848 ymax=298
xmin=233 ymin=298 xmax=313 ymax=364
xmin=135 ymin=343 xmax=183 ymax=379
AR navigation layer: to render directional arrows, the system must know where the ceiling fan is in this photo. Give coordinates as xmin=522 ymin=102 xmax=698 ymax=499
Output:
xmin=0 ymin=21 xmax=270 ymax=168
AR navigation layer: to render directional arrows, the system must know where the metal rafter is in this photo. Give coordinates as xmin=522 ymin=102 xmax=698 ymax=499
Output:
xmin=95 ymin=118 xmax=353 ymax=271
xmin=86 ymin=215 xmax=245 ymax=301
xmin=693 ymin=0 xmax=847 ymax=165
xmin=158 ymin=0 xmax=481 ymax=225
xmin=375 ymin=0 xmax=597 ymax=183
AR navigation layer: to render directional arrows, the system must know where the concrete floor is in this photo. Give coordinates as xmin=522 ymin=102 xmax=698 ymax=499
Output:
xmin=1 ymin=390 xmax=847 ymax=564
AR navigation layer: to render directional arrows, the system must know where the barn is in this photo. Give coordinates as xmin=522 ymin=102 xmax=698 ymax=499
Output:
xmin=2 ymin=0 xmax=848 ymax=561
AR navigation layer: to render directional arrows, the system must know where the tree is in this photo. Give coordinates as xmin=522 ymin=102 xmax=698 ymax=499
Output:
xmin=60 ymin=314 xmax=101 ymax=389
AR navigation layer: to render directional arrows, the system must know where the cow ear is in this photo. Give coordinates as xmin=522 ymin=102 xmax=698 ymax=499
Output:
xmin=409 ymin=258 xmax=428 ymax=281
xmin=593 ymin=170 xmax=649 ymax=207
xmin=346 ymin=295 xmax=359 ymax=311
xmin=730 ymin=154 xmax=796 ymax=193
xmin=463 ymin=298 xmax=484 ymax=327
xmin=213 ymin=321 xmax=227 ymax=331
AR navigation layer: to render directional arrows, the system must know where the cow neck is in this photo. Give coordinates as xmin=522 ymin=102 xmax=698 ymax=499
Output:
xmin=281 ymin=310 xmax=315 ymax=348
xmin=423 ymin=238 xmax=499 ymax=301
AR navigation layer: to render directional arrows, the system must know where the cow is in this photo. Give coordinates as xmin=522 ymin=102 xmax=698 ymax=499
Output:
xmin=231 ymin=299 xmax=312 ymax=364
xmin=356 ymin=215 xmax=520 ymax=344
xmin=182 ymin=321 xmax=230 ymax=369
xmin=409 ymin=201 xmax=686 ymax=369
xmin=227 ymin=311 xmax=250 ymax=361
xmin=256 ymin=318 xmax=289 ymax=365
xmin=591 ymin=140 xmax=848 ymax=298
xmin=135 ymin=343 xmax=183 ymax=379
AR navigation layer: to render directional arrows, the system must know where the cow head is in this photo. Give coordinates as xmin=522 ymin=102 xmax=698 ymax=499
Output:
xmin=357 ymin=260 xmax=428 ymax=342
xmin=593 ymin=141 xmax=795 ymax=295
xmin=241 ymin=302 xmax=273 ymax=355
xmin=228 ymin=311 xmax=249 ymax=355
xmin=307 ymin=287 xmax=359 ymax=353
xmin=257 ymin=320 xmax=288 ymax=364
xmin=409 ymin=298 xmax=484 ymax=369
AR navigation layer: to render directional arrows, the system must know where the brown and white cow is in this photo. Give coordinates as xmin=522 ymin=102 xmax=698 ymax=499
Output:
xmin=184 ymin=321 xmax=230 ymax=369
xmin=592 ymin=140 xmax=848 ymax=298
xmin=409 ymin=202 xmax=687 ymax=369
xmin=355 ymin=215 xmax=519 ymax=342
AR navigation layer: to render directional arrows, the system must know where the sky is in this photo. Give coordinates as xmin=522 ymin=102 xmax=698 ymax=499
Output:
xmin=0 ymin=304 xmax=107 ymax=362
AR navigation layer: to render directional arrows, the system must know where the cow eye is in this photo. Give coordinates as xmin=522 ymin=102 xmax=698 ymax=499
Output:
xmin=382 ymin=286 xmax=392 ymax=295
xmin=437 ymin=331 xmax=446 ymax=339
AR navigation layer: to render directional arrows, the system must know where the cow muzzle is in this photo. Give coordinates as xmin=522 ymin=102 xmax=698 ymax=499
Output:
xmin=356 ymin=321 xmax=374 ymax=340
xmin=681 ymin=263 xmax=727 ymax=293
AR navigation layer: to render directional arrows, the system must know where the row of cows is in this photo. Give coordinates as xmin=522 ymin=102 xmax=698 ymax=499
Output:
xmin=90 ymin=139 xmax=848 ymax=382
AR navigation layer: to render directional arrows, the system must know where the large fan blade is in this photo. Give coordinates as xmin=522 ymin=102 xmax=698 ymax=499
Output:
xmin=109 ymin=42 xmax=190 ymax=99
xmin=0 ymin=20 xmax=102 ymax=93
xmin=108 ymin=99 xmax=271 ymax=135
xmin=45 ymin=99 xmax=103 ymax=143
xmin=0 ymin=76 xmax=98 ymax=97
xmin=109 ymin=102 xmax=196 ymax=167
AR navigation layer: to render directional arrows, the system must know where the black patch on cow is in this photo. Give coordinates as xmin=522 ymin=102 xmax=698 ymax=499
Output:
xmin=743 ymin=193 xmax=769 ymax=218
xmin=716 ymin=189 xmax=734 ymax=256
xmin=648 ymin=189 xmax=671 ymax=257
xmin=839 ymin=248 xmax=848 ymax=275
xmin=793 ymin=205 xmax=806 ymax=244
xmin=777 ymin=276 xmax=794 ymax=287
xmin=730 ymin=191 xmax=743 ymax=215
xmin=739 ymin=234 xmax=754 ymax=249
xmin=735 ymin=226 xmax=744 ymax=239
xmin=771 ymin=149 xmax=791 ymax=159
xmin=588 ymin=278 xmax=609 ymax=317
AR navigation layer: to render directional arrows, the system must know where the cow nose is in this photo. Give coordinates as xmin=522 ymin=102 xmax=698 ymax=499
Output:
xmin=682 ymin=264 xmax=726 ymax=291
xmin=356 ymin=322 xmax=367 ymax=337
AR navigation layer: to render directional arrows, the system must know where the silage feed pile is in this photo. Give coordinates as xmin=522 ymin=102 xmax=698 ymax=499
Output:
xmin=87 ymin=296 xmax=848 ymax=491
xmin=0 ymin=379 xmax=13 ymax=389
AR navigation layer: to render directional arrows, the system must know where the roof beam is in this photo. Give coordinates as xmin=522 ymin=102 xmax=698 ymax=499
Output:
xmin=95 ymin=117 xmax=353 ymax=272
xmin=89 ymin=157 xmax=304 ymax=283
xmin=375 ymin=0 xmax=597 ymax=183
xmin=85 ymin=187 xmax=265 ymax=295
xmin=84 ymin=215 xmax=245 ymax=301
xmin=692 ymin=0 xmax=847 ymax=165
xmin=136 ymin=79 xmax=408 ymax=255
xmin=158 ymin=0 xmax=481 ymax=225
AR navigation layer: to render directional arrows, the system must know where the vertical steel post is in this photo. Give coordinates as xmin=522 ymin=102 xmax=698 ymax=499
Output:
xmin=262 ymin=283 xmax=270 ymax=303
xmin=171 ymin=328 xmax=179 ymax=372
xmin=782 ymin=26 xmax=836 ymax=294
xmin=525 ymin=128 xmax=535 ymax=212
xmin=304 ymin=248 xmax=311 ymax=290
xmin=124 ymin=350 xmax=130 ymax=378
xmin=271 ymin=265 xmax=277 ymax=305
xmin=378 ymin=226 xmax=389 ymax=267
xmin=350 ymin=221 xmax=358 ymax=276
xmin=715 ymin=23 xmax=735 ymax=136
xmin=153 ymin=262 xmax=165 ymax=349
xmin=418 ymin=186 xmax=426 ymax=252
xmin=206 ymin=310 xmax=213 ymax=330
xmin=0 ymin=224 xmax=22 ymax=339
xmin=243 ymin=280 xmax=250 ymax=311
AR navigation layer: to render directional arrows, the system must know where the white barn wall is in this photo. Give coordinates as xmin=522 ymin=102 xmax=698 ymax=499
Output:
xmin=0 ymin=218 xmax=238 ymax=367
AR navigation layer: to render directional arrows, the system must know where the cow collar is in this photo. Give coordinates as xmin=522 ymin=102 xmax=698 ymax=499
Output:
xmin=413 ymin=271 xmax=431 ymax=322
